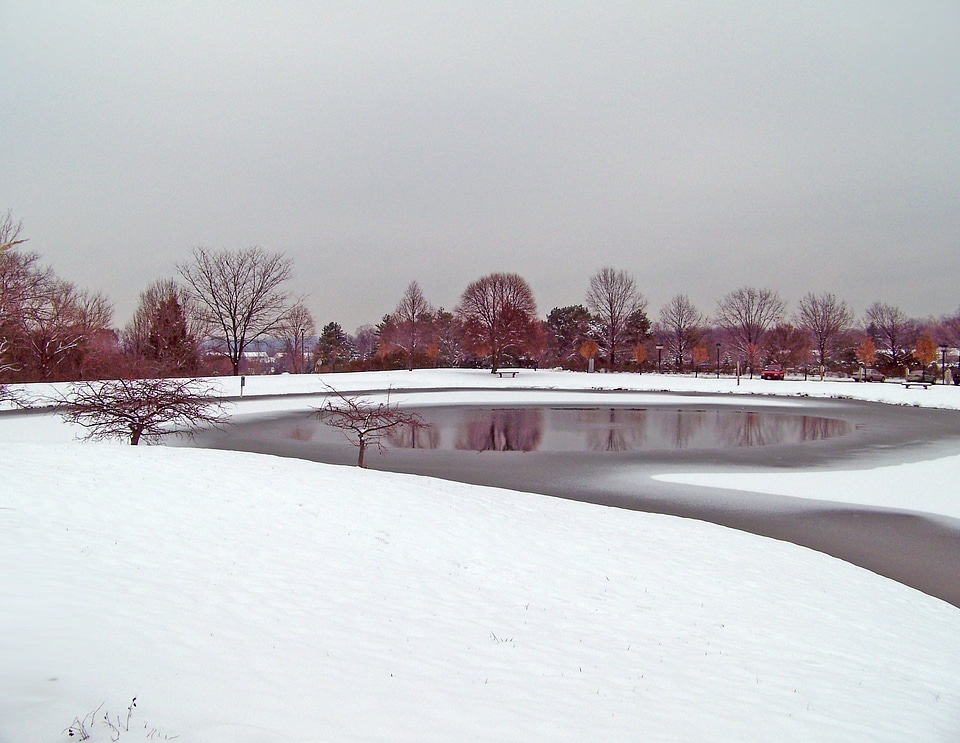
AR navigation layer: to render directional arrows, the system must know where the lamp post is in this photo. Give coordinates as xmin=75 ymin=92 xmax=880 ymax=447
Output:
xmin=716 ymin=343 xmax=721 ymax=379
xmin=656 ymin=344 xmax=663 ymax=374
xmin=300 ymin=329 xmax=306 ymax=374
xmin=939 ymin=343 xmax=948 ymax=384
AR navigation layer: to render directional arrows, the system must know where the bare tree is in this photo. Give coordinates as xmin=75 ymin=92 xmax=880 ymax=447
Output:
xmin=766 ymin=322 xmax=811 ymax=370
xmin=0 ymin=250 xmax=51 ymax=377
xmin=13 ymin=279 xmax=113 ymax=381
xmin=864 ymin=302 xmax=916 ymax=369
xmin=585 ymin=268 xmax=646 ymax=369
xmin=277 ymin=300 xmax=316 ymax=373
xmin=380 ymin=280 xmax=438 ymax=371
xmin=177 ymin=246 xmax=293 ymax=375
xmin=456 ymin=272 xmax=539 ymax=372
xmin=0 ymin=220 xmax=115 ymax=382
xmin=657 ymin=294 xmax=704 ymax=372
xmin=942 ymin=307 xmax=960 ymax=350
xmin=316 ymin=385 xmax=427 ymax=467
xmin=352 ymin=324 xmax=380 ymax=364
xmin=797 ymin=292 xmax=853 ymax=379
xmin=0 ymin=210 xmax=28 ymax=253
xmin=715 ymin=287 xmax=785 ymax=376
xmin=57 ymin=377 xmax=230 ymax=445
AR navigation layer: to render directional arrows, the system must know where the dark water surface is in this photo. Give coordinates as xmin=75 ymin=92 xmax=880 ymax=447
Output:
xmin=288 ymin=406 xmax=852 ymax=453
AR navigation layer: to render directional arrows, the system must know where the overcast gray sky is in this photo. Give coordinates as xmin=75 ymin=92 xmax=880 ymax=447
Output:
xmin=2 ymin=1 xmax=958 ymax=332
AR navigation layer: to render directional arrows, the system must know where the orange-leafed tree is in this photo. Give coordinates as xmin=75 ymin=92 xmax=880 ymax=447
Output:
xmin=913 ymin=334 xmax=937 ymax=368
xmin=855 ymin=337 xmax=877 ymax=367
xmin=692 ymin=344 xmax=709 ymax=371
xmin=579 ymin=339 xmax=600 ymax=373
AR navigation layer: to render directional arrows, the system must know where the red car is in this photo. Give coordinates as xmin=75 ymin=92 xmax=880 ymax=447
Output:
xmin=761 ymin=364 xmax=785 ymax=380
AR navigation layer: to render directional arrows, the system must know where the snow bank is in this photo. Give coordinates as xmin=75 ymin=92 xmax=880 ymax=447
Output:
xmin=655 ymin=454 xmax=960 ymax=522
xmin=11 ymin=367 xmax=960 ymax=415
xmin=2 ymin=443 xmax=959 ymax=741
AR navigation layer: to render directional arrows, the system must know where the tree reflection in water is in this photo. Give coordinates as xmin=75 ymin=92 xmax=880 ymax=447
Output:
xmin=799 ymin=415 xmax=852 ymax=441
xmin=660 ymin=409 xmax=706 ymax=450
xmin=583 ymin=408 xmax=648 ymax=452
xmin=386 ymin=419 xmax=440 ymax=449
xmin=356 ymin=406 xmax=852 ymax=453
xmin=456 ymin=408 xmax=544 ymax=452
xmin=288 ymin=424 xmax=316 ymax=442
xmin=711 ymin=410 xmax=852 ymax=448
xmin=716 ymin=410 xmax=782 ymax=448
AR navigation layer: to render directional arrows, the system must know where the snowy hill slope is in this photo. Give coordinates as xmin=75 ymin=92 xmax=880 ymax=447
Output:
xmin=2 ymin=442 xmax=959 ymax=742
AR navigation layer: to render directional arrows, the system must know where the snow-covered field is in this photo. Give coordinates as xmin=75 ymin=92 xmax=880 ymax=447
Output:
xmin=2 ymin=369 xmax=959 ymax=741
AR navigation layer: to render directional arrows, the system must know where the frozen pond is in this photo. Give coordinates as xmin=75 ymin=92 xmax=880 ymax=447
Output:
xmin=287 ymin=406 xmax=852 ymax=453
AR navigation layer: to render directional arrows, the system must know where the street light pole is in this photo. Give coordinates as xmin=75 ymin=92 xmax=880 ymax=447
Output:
xmin=656 ymin=344 xmax=663 ymax=374
xmin=939 ymin=343 xmax=948 ymax=384
xmin=300 ymin=329 xmax=306 ymax=374
xmin=716 ymin=343 xmax=721 ymax=379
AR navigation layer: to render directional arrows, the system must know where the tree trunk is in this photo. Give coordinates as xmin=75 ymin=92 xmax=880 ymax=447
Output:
xmin=357 ymin=437 xmax=366 ymax=468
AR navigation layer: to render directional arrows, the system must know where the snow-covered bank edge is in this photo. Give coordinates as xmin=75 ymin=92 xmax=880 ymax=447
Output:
xmin=7 ymin=367 xmax=960 ymax=415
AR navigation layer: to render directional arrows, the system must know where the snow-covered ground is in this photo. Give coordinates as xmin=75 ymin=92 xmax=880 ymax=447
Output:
xmin=3 ymin=369 xmax=959 ymax=741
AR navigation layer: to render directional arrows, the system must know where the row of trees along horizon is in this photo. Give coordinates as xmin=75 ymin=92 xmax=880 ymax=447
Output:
xmin=2 ymin=210 xmax=959 ymax=385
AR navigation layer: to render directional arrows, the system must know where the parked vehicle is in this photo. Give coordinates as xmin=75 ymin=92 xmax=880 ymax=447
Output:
xmin=903 ymin=370 xmax=937 ymax=388
xmin=853 ymin=368 xmax=885 ymax=383
xmin=760 ymin=364 xmax=785 ymax=380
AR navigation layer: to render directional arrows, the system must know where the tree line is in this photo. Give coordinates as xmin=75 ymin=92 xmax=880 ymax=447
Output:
xmin=2 ymin=210 xmax=959 ymax=384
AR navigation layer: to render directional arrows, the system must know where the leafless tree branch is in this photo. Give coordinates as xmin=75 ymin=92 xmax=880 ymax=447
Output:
xmin=0 ymin=210 xmax=27 ymax=253
xmin=178 ymin=246 xmax=293 ymax=375
xmin=586 ymin=267 xmax=646 ymax=369
xmin=315 ymin=384 xmax=427 ymax=467
xmin=56 ymin=377 xmax=231 ymax=445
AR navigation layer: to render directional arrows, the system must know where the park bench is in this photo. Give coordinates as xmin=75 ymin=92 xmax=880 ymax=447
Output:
xmin=903 ymin=371 xmax=936 ymax=389
xmin=494 ymin=369 xmax=520 ymax=378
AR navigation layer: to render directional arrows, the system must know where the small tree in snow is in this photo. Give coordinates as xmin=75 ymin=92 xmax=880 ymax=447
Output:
xmin=316 ymin=385 xmax=426 ymax=467
xmin=579 ymin=339 xmax=599 ymax=372
xmin=57 ymin=377 xmax=230 ymax=445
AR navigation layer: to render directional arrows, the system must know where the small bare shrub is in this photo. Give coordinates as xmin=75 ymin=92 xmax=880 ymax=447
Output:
xmin=64 ymin=698 xmax=178 ymax=741
xmin=56 ymin=377 xmax=230 ymax=445
xmin=316 ymin=384 xmax=427 ymax=467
